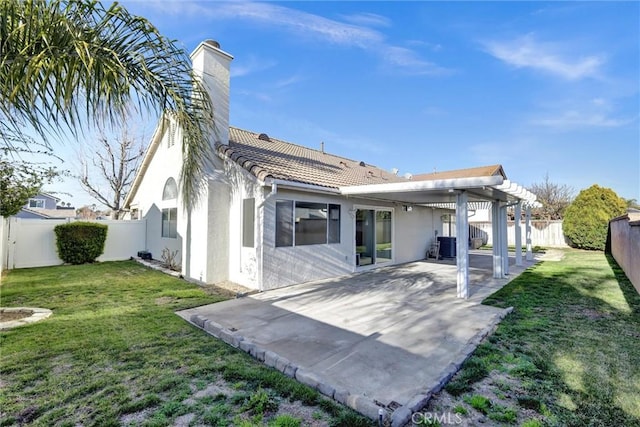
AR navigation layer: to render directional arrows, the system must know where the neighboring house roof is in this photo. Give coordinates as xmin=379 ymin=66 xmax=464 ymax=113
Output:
xmin=19 ymin=208 xmax=76 ymax=219
xmin=37 ymin=193 xmax=61 ymax=202
xmin=217 ymin=127 xmax=407 ymax=189
xmin=413 ymin=164 xmax=507 ymax=181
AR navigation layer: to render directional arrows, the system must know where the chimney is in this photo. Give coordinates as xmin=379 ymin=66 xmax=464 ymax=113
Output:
xmin=190 ymin=40 xmax=234 ymax=146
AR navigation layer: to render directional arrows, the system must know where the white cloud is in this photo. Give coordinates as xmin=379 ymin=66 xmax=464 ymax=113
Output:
xmin=231 ymin=56 xmax=277 ymax=78
xmin=340 ymin=12 xmax=391 ymax=28
xmin=380 ymin=46 xmax=450 ymax=76
xmin=483 ymin=34 xmax=604 ymax=80
xmin=147 ymin=1 xmax=449 ymax=76
xmin=211 ymin=2 xmax=383 ymax=48
xmin=236 ymin=89 xmax=273 ymax=103
xmin=274 ymin=74 xmax=305 ymax=88
xmin=532 ymin=111 xmax=634 ymax=129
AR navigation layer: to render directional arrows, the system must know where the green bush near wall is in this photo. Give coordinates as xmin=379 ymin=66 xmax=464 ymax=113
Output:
xmin=54 ymin=222 xmax=108 ymax=264
xmin=563 ymin=184 xmax=626 ymax=251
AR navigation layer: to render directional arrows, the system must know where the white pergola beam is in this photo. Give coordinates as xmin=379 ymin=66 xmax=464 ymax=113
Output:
xmin=456 ymin=191 xmax=469 ymax=299
xmin=515 ymin=201 xmax=523 ymax=266
xmin=492 ymin=201 xmax=503 ymax=279
xmin=500 ymin=203 xmax=509 ymax=276
xmin=525 ymin=205 xmax=533 ymax=261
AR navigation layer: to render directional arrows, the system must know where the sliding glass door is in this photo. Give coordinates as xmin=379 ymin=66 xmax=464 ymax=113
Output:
xmin=355 ymin=209 xmax=392 ymax=266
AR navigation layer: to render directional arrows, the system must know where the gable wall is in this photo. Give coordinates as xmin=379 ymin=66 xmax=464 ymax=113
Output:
xmin=128 ymin=125 xmax=184 ymax=265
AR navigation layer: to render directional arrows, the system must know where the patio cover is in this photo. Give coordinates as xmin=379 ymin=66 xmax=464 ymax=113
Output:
xmin=340 ymin=175 xmax=541 ymax=299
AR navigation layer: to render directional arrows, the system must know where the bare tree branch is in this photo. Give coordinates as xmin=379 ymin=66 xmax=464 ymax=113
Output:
xmin=528 ymin=173 xmax=575 ymax=220
xmin=79 ymin=123 xmax=145 ymax=219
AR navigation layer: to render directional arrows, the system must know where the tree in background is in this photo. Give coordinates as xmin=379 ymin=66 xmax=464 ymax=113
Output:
xmin=0 ymin=141 xmax=68 ymax=217
xmin=563 ymin=184 xmax=627 ymax=250
xmin=0 ymin=0 xmax=214 ymax=209
xmin=528 ymin=174 xmax=574 ymax=220
xmin=79 ymin=127 xmax=145 ymax=219
xmin=625 ymin=198 xmax=640 ymax=210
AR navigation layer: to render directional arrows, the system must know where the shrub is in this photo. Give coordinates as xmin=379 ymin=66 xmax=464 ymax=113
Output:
xmin=563 ymin=184 xmax=626 ymax=250
xmin=269 ymin=414 xmax=302 ymax=427
xmin=54 ymin=222 xmax=108 ymax=264
xmin=463 ymin=395 xmax=491 ymax=414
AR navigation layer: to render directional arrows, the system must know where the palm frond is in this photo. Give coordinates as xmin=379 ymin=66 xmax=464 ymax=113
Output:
xmin=0 ymin=0 xmax=214 ymax=208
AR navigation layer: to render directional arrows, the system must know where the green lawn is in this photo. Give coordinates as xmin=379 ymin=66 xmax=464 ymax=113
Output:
xmin=0 ymin=261 xmax=371 ymax=427
xmin=442 ymin=250 xmax=640 ymax=426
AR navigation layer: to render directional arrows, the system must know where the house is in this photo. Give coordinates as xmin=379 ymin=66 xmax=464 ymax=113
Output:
xmin=124 ymin=40 xmax=540 ymax=298
xmin=14 ymin=193 xmax=76 ymax=220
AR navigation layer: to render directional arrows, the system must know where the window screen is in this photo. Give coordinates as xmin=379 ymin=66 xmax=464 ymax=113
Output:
xmin=242 ymin=198 xmax=255 ymax=248
xmin=162 ymin=208 xmax=177 ymax=238
xmin=275 ymin=200 xmax=293 ymax=247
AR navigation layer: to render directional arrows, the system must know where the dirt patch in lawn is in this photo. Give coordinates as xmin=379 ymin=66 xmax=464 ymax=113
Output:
xmin=416 ymin=371 xmax=546 ymax=426
xmin=0 ymin=307 xmax=52 ymax=330
xmin=0 ymin=309 xmax=33 ymax=322
xmin=120 ymin=376 xmax=334 ymax=426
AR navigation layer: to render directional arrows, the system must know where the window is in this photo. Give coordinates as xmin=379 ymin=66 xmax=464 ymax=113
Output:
xmin=242 ymin=198 xmax=255 ymax=248
xmin=162 ymin=178 xmax=178 ymax=238
xmin=28 ymin=199 xmax=45 ymax=209
xmin=328 ymin=204 xmax=341 ymax=244
xmin=275 ymin=200 xmax=340 ymax=247
xmin=162 ymin=208 xmax=178 ymax=238
xmin=162 ymin=178 xmax=178 ymax=200
xmin=276 ymin=200 xmax=294 ymax=247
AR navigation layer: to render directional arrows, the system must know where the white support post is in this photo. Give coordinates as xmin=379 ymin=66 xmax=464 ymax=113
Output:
xmin=525 ymin=205 xmax=533 ymax=261
xmin=456 ymin=191 xmax=469 ymax=298
xmin=500 ymin=204 xmax=509 ymax=276
xmin=515 ymin=201 xmax=522 ymax=266
xmin=491 ymin=201 xmax=502 ymax=279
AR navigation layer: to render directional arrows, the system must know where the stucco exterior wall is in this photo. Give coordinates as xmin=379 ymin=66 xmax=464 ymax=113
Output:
xmin=395 ymin=206 xmax=445 ymax=263
xmin=224 ymin=162 xmax=261 ymax=288
xmin=260 ymin=189 xmax=353 ymax=290
xmin=128 ymin=125 xmax=183 ymax=264
xmin=610 ymin=214 xmax=640 ymax=293
xmin=259 ymin=189 xmax=446 ymax=290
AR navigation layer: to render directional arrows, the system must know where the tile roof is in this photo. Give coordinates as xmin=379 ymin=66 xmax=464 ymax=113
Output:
xmin=217 ymin=127 xmax=407 ymax=189
xmin=413 ymin=164 xmax=506 ymax=181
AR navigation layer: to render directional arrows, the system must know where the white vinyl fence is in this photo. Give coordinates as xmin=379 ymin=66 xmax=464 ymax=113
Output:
xmin=445 ymin=220 xmax=569 ymax=248
xmin=2 ymin=218 xmax=146 ymax=270
xmin=1 ymin=217 xmax=9 ymax=277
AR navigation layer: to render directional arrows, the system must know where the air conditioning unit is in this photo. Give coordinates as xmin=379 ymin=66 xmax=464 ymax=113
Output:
xmin=137 ymin=251 xmax=152 ymax=260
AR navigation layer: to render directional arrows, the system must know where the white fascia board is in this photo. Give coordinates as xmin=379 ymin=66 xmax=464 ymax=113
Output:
xmin=265 ymin=178 xmax=341 ymax=194
xmin=340 ymin=175 xmax=504 ymax=195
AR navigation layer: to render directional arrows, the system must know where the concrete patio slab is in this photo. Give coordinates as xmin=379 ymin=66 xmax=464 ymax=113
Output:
xmin=177 ymin=251 xmax=536 ymax=426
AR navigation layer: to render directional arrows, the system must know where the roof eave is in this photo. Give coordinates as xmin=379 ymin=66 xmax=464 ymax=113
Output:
xmin=123 ymin=115 xmax=168 ymax=208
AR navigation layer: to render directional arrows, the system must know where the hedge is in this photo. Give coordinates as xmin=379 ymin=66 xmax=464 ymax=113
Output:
xmin=54 ymin=222 xmax=108 ymax=264
xmin=563 ymin=184 xmax=626 ymax=251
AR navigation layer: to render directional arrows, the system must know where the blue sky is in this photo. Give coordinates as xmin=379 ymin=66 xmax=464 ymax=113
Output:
xmin=55 ymin=1 xmax=639 ymax=208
